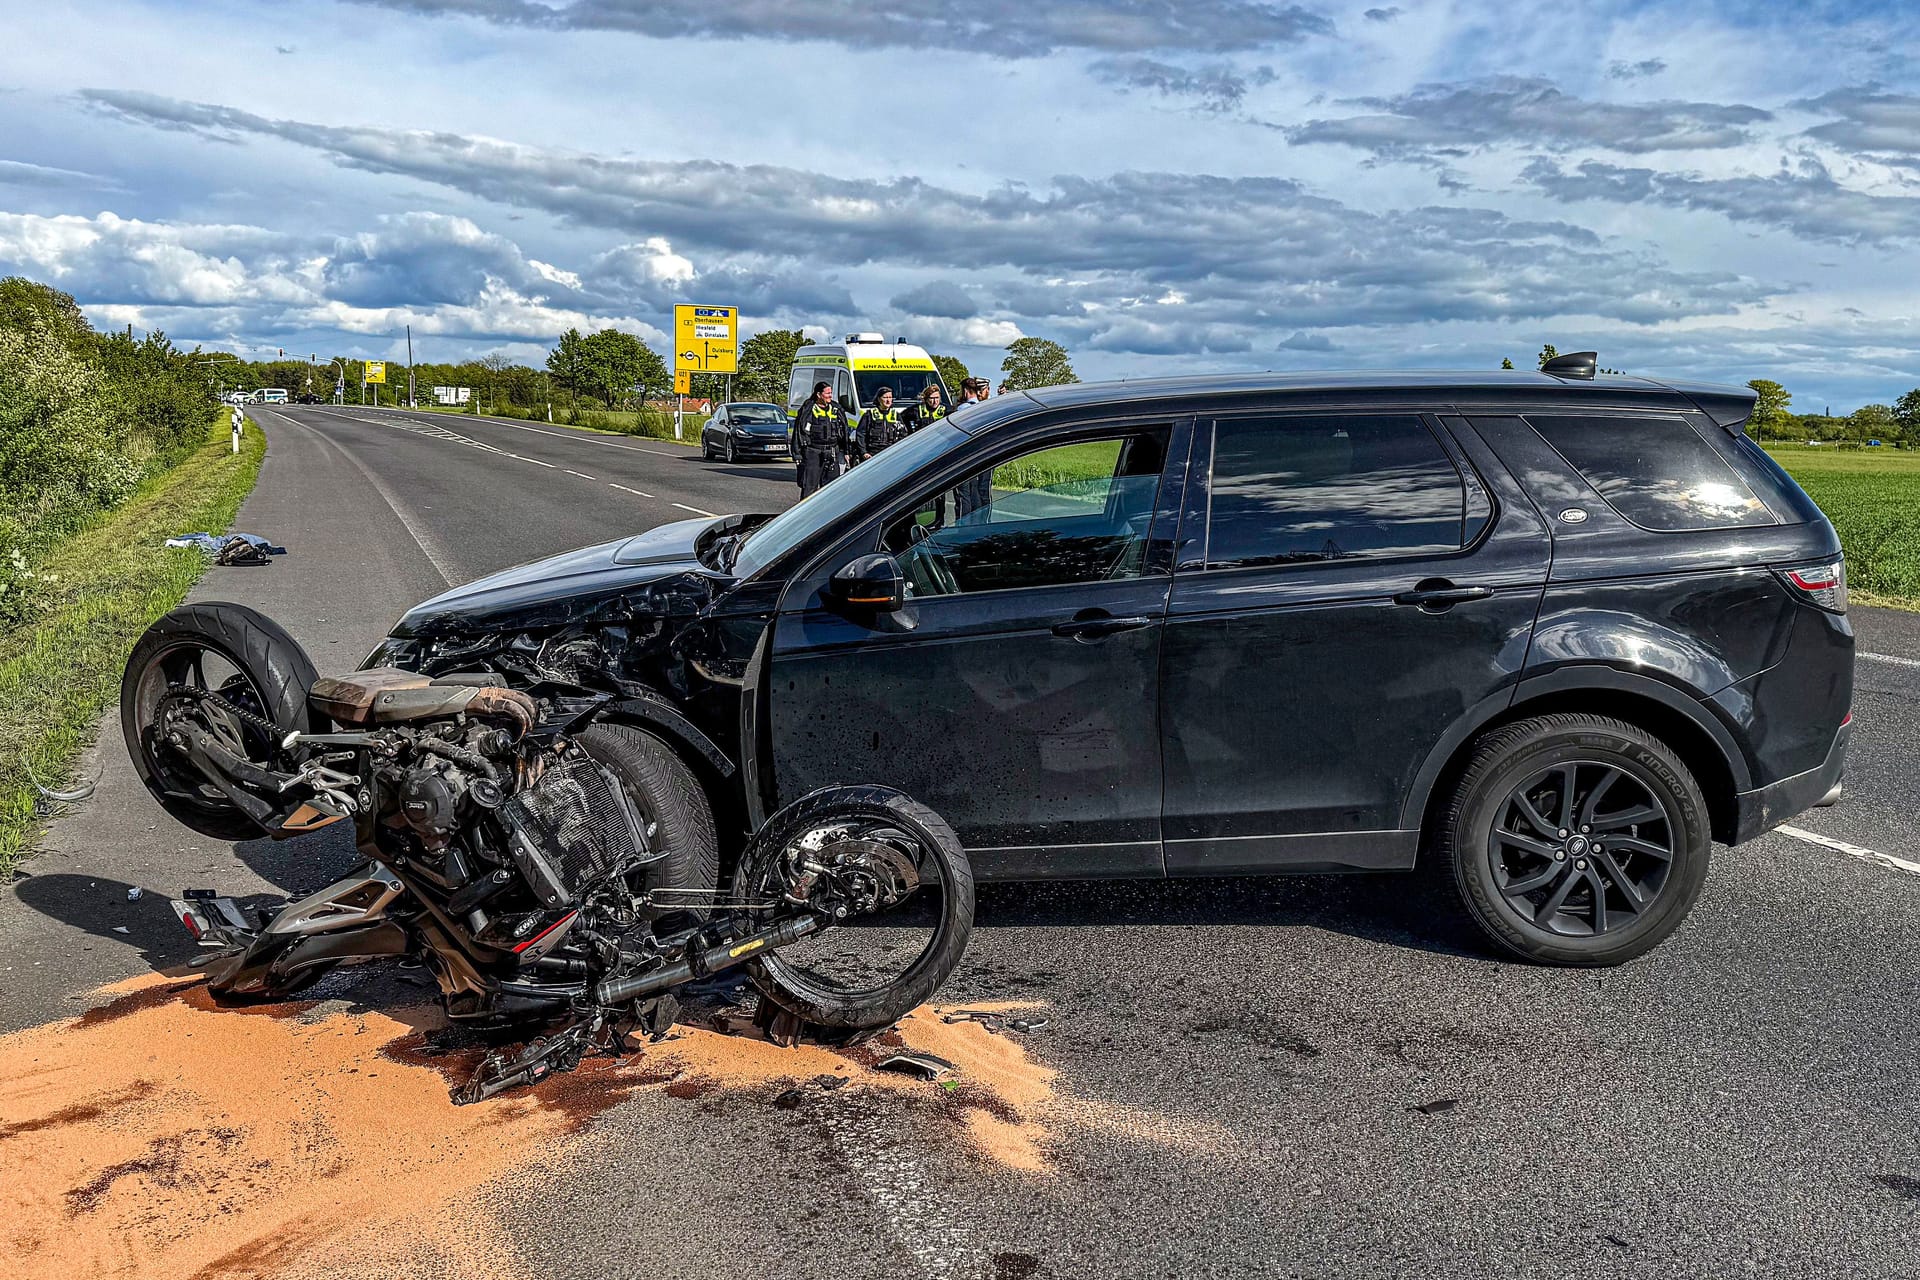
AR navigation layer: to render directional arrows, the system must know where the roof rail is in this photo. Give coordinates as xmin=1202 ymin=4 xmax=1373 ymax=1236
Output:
xmin=1542 ymin=351 xmax=1598 ymax=380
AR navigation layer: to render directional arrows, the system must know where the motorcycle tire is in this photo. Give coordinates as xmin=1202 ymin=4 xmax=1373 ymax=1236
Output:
xmin=735 ymin=784 xmax=974 ymax=1031
xmin=121 ymin=601 xmax=323 ymax=841
xmin=577 ymin=723 xmax=719 ymax=919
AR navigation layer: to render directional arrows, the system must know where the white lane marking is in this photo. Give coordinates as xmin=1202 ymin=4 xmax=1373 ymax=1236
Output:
xmin=255 ymin=408 xmax=461 ymax=587
xmin=1861 ymin=651 xmax=1920 ymax=670
xmin=507 ymin=454 xmax=557 ymax=468
xmin=373 ymin=406 xmax=689 ymax=458
xmin=608 ymin=483 xmax=653 ymax=498
xmin=673 ymin=502 xmax=719 ymax=518
xmin=1777 ymin=824 xmax=1920 ymax=878
xmin=565 ymin=469 xmax=596 ymax=480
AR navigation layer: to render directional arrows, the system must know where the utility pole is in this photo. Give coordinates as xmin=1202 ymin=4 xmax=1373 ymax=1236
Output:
xmin=405 ymin=325 xmax=416 ymax=408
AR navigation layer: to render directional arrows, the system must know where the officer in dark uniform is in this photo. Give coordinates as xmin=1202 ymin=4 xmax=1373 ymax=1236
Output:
xmin=856 ymin=386 xmax=904 ymax=462
xmin=793 ymin=380 xmax=849 ymax=497
xmin=951 ymin=378 xmax=993 ymax=517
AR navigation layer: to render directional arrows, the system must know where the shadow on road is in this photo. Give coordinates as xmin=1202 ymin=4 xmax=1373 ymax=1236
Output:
xmin=10 ymin=822 xmax=363 ymax=978
xmin=973 ymin=872 xmax=1490 ymax=961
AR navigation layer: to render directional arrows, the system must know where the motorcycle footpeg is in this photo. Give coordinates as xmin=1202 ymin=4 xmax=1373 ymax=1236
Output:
xmin=170 ymin=894 xmax=255 ymax=949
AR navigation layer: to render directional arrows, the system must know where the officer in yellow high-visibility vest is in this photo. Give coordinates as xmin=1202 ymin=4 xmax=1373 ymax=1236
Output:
xmin=855 ymin=386 xmax=905 ymax=463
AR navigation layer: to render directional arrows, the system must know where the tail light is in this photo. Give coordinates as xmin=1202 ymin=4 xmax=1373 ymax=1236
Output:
xmin=1779 ymin=557 xmax=1847 ymax=613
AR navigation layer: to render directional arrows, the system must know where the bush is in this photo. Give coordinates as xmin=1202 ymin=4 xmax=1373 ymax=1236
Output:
xmin=0 ymin=279 xmax=218 ymax=622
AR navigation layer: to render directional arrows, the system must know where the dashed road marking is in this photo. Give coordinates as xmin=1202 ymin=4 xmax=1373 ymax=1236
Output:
xmin=673 ymin=502 xmax=719 ymax=518
xmin=565 ymin=469 xmax=596 ymax=480
xmin=1861 ymin=651 xmax=1920 ymax=670
xmin=1777 ymin=824 xmax=1920 ymax=878
xmin=507 ymin=454 xmax=557 ymax=468
xmin=608 ymin=483 xmax=652 ymax=498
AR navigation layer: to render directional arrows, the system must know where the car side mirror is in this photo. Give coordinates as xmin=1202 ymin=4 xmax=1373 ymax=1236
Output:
xmin=830 ymin=554 xmax=907 ymax=612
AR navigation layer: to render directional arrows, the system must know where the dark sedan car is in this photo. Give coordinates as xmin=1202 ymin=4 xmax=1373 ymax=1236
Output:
xmin=376 ymin=365 xmax=1853 ymax=967
xmin=701 ymin=402 xmax=792 ymax=463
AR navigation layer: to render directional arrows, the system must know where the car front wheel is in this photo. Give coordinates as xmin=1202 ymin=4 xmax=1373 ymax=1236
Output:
xmin=1430 ymin=713 xmax=1711 ymax=967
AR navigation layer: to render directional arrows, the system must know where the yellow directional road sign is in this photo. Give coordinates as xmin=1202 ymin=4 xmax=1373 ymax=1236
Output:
xmin=674 ymin=370 xmax=692 ymax=396
xmin=673 ymin=304 xmax=737 ymax=374
xmin=364 ymin=360 xmax=387 ymax=385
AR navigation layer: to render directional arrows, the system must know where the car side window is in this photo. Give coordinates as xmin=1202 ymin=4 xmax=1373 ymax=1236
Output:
xmin=1523 ymin=414 xmax=1774 ymax=531
xmin=1205 ymin=414 xmax=1469 ymax=569
xmin=880 ymin=429 xmax=1171 ymax=597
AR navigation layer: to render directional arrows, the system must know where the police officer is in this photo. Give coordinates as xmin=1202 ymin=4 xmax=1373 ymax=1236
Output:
xmin=793 ymin=380 xmax=849 ymax=497
xmin=951 ymin=378 xmax=993 ymax=516
xmin=856 ymin=386 xmax=904 ymax=462
xmin=903 ymin=382 xmax=948 ymax=435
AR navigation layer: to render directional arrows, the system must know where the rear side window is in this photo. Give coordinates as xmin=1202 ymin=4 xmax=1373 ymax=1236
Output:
xmin=1524 ymin=414 xmax=1774 ymax=531
xmin=1206 ymin=414 xmax=1469 ymax=568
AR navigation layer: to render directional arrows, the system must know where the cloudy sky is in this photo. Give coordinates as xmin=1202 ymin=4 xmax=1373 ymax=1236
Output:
xmin=2 ymin=0 xmax=1916 ymax=408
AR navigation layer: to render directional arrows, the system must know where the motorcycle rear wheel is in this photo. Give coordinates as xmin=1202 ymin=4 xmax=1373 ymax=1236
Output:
xmin=735 ymin=785 xmax=974 ymax=1030
xmin=121 ymin=601 xmax=322 ymax=841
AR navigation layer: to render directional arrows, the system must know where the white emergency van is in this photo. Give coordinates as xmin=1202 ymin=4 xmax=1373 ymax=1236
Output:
xmin=786 ymin=334 xmax=949 ymax=419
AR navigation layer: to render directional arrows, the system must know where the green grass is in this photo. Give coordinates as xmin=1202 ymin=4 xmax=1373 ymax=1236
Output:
xmin=0 ymin=409 xmax=265 ymax=873
xmin=994 ymin=441 xmax=1121 ymax=491
xmin=1767 ymin=446 xmax=1920 ymax=605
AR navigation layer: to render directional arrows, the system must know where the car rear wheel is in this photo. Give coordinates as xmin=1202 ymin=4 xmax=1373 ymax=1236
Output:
xmin=1430 ymin=713 xmax=1711 ymax=967
xmin=722 ymin=437 xmax=735 ymax=464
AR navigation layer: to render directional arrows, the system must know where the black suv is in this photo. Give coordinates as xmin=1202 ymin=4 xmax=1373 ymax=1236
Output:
xmin=375 ymin=365 xmax=1853 ymax=966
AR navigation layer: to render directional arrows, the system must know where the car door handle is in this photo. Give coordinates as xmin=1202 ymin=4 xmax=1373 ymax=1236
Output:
xmin=1393 ymin=583 xmax=1494 ymax=609
xmin=1051 ymin=613 xmax=1154 ymax=640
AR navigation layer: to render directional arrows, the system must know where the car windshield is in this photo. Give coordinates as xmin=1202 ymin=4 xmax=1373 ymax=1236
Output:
xmin=729 ymin=405 xmax=786 ymax=424
xmin=731 ymin=421 xmax=966 ymax=578
xmin=853 ymin=369 xmax=944 ymax=406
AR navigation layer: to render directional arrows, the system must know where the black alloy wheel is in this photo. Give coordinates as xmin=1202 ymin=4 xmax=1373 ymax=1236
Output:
xmin=1430 ymin=713 xmax=1712 ymax=967
xmin=1489 ymin=761 xmax=1675 ymax=937
xmin=723 ymin=436 xmax=736 ymax=464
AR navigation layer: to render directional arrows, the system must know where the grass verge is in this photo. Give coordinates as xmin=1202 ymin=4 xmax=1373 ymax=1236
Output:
xmin=1768 ymin=446 xmax=1920 ymax=607
xmin=0 ymin=410 xmax=265 ymax=873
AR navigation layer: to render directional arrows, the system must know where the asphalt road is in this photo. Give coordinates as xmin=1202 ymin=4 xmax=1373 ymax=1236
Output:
xmin=4 ymin=404 xmax=1918 ymax=1280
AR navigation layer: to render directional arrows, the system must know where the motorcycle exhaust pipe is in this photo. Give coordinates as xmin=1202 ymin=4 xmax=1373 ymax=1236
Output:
xmin=593 ymin=914 xmax=821 ymax=1006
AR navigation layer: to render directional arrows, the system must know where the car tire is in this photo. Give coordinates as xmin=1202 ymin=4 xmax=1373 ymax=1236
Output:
xmin=700 ymin=436 xmax=714 ymax=460
xmin=722 ymin=437 xmax=735 ymax=464
xmin=1430 ymin=713 xmax=1711 ymax=967
xmin=577 ymin=723 xmax=718 ymax=921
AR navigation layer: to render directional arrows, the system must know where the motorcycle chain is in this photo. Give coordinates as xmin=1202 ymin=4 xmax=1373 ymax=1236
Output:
xmin=168 ymin=685 xmax=284 ymax=741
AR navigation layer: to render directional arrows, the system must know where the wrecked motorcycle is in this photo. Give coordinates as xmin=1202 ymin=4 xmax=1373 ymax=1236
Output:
xmin=119 ymin=601 xmax=974 ymax=1101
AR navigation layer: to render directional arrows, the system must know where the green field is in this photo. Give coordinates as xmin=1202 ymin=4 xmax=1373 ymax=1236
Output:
xmin=1768 ymin=446 xmax=1920 ymax=605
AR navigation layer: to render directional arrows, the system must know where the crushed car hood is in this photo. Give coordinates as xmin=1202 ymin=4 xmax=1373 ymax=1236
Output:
xmin=391 ymin=516 xmax=735 ymax=638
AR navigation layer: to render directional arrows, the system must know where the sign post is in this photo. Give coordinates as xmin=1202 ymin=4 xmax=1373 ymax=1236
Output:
xmin=364 ymin=360 xmax=386 ymax=407
xmin=672 ymin=304 xmax=737 ymax=441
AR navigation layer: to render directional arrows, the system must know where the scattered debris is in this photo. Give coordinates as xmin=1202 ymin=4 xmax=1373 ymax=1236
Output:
xmin=1411 ymin=1098 xmax=1459 ymax=1116
xmin=772 ymin=1088 xmax=805 ymax=1110
xmin=813 ymin=1073 xmax=847 ymax=1090
xmin=877 ymin=1051 xmax=957 ymax=1082
xmin=110 ymin=926 xmax=130 ymax=935
xmin=942 ymin=1009 xmax=1050 ymax=1035
xmin=126 ymin=887 xmax=143 ymax=902
xmin=23 ymin=756 xmax=97 ymax=808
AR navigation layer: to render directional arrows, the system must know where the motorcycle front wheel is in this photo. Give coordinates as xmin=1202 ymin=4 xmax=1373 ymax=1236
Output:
xmin=734 ymin=785 xmax=974 ymax=1030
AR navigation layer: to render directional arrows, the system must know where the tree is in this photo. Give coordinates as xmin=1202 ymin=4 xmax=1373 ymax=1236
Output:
xmin=1746 ymin=379 xmax=1792 ymax=443
xmin=1000 ymin=337 xmax=1078 ymax=391
xmin=577 ymin=328 xmax=667 ymax=409
xmin=1500 ymin=357 xmax=1514 ymax=370
xmin=932 ymin=353 xmax=969 ymax=396
xmin=547 ymin=328 xmax=589 ymax=419
xmin=1849 ymin=403 xmax=1895 ymax=442
xmin=1536 ymin=344 xmax=1558 ymax=369
xmin=1892 ymin=388 xmax=1920 ymax=445
xmin=735 ymin=328 xmax=807 ymax=405
xmin=0 ymin=277 xmax=90 ymax=348
xmin=478 ymin=352 xmax=513 ymax=413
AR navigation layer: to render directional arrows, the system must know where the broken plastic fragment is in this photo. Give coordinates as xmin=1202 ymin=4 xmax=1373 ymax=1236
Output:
xmin=876 ymin=1051 xmax=957 ymax=1081
xmin=126 ymin=887 xmax=143 ymax=902
xmin=1411 ymin=1098 xmax=1458 ymax=1116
